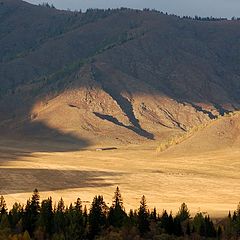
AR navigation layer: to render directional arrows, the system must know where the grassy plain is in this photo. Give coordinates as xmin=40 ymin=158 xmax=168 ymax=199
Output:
xmin=0 ymin=137 xmax=239 ymax=218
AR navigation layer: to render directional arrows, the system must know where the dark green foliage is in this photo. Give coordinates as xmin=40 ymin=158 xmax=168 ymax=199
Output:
xmin=108 ymin=187 xmax=127 ymax=228
xmin=173 ymin=216 xmax=183 ymax=236
xmin=23 ymin=189 xmax=40 ymax=235
xmin=54 ymin=198 xmax=66 ymax=235
xmin=192 ymin=212 xmax=216 ymax=238
xmin=38 ymin=197 xmax=54 ymax=237
xmin=217 ymin=226 xmax=222 ymax=239
xmin=159 ymin=211 xmax=175 ymax=235
xmin=150 ymin=207 xmax=157 ymax=222
xmin=176 ymin=203 xmax=190 ymax=223
xmin=186 ymin=221 xmax=191 ymax=236
xmin=65 ymin=198 xmax=84 ymax=240
xmin=204 ymin=215 xmax=216 ymax=238
xmin=138 ymin=195 xmax=150 ymax=235
xmin=88 ymin=195 xmax=108 ymax=239
xmin=0 ymin=196 xmax=7 ymax=218
xmin=9 ymin=202 xmax=23 ymax=232
xmin=0 ymin=189 xmax=240 ymax=239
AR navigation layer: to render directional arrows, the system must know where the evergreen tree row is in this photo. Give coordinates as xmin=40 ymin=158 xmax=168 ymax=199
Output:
xmin=0 ymin=188 xmax=240 ymax=240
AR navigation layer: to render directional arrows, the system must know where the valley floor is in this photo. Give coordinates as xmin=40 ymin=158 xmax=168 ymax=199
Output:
xmin=0 ymin=138 xmax=240 ymax=218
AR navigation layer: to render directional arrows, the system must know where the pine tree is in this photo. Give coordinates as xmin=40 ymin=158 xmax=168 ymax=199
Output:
xmin=83 ymin=205 xmax=88 ymax=230
xmin=129 ymin=209 xmax=137 ymax=226
xmin=65 ymin=198 xmax=84 ymax=240
xmin=75 ymin=198 xmax=82 ymax=213
xmin=89 ymin=195 xmax=107 ymax=239
xmin=39 ymin=197 xmax=53 ymax=237
xmin=23 ymin=189 xmax=40 ymax=235
xmin=205 ymin=215 xmax=216 ymax=238
xmin=150 ymin=207 xmax=157 ymax=222
xmin=0 ymin=196 xmax=7 ymax=218
xmin=173 ymin=216 xmax=183 ymax=236
xmin=193 ymin=212 xmax=205 ymax=236
xmin=160 ymin=210 xmax=169 ymax=233
xmin=9 ymin=202 xmax=23 ymax=231
xmin=108 ymin=187 xmax=127 ymax=228
xmin=54 ymin=198 xmax=66 ymax=236
xmin=0 ymin=213 xmax=10 ymax=230
xmin=176 ymin=203 xmax=190 ymax=222
xmin=138 ymin=195 xmax=150 ymax=236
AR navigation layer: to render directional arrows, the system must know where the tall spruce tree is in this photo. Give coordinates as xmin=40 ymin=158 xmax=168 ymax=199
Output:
xmin=205 ymin=215 xmax=216 ymax=238
xmin=138 ymin=195 xmax=150 ymax=235
xmin=65 ymin=198 xmax=84 ymax=240
xmin=108 ymin=187 xmax=127 ymax=228
xmin=173 ymin=216 xmax=183 ymax=236
xmin=39 ymin=197 xmax=53 ymax=237
xmin=9 ymin=202 xmax=23 ymax=231
xmin=54 ymin=198 xmax=66 ymax=236
xmin=23 ymin=189 xmax=40 ymax=235
xmin=176 ymin=203 xmax=190 ymax=222
xmin=0 ymin=196 xmax=7 ymax=218
xmin=89 ymin=195 xmax=107 ymax=239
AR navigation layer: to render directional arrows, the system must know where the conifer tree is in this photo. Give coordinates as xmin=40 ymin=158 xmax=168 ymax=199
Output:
xmin=138 ymin=195 xmax=150 ymax=235
xmin=54 ymin=198 xmax=66 ymax=236
xmin=205 ymin=215 xmax=216 ymax=238
xmin=176 ymin=203 xmax=190 ymax=222
xmin=0 ymin=213 xmax=10 ymax=230
xmin=0 ymin=196 xmax=7 ymax=218
xmin=160 ymin=210 xmax=169 ymax=233
xmin=65 ymin=198 xmax=84 ymax=240
xmin=193 ymin=212 xmax=205 ymax=236
xmin=9 ymin=202 xmax=23 ymax=231
xmin=89 ymin=195 xmax=107 ymax=239
xmin=129 ymin=209 xmax=137 ymax=226
xmin=23 ymin=189 xmax=40 ymax=235
xmin=75 ymin=198 xmax=82 ymax=213
xmin=173 ymin=216 xmax=183 ymax=236
xmin=83 ymin=205 xmax=88 ymax=230
xmin=39 ymin=197 xmax=53 ymax=237
xmin=150 ymin=207 xmax=157 ymax=222
xmin=108 ymin=187 xmax=127 ymax=228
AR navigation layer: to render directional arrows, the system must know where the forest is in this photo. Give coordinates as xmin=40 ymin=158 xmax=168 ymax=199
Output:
xmin=0 ymin=188 xmax=239 ymax=240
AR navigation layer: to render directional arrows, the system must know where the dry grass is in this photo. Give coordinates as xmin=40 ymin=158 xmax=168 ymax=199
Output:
xmin=0 ymin=136 xmax=240 ymax=218
xmin=157 ymin=111 xmax=240 ymax=153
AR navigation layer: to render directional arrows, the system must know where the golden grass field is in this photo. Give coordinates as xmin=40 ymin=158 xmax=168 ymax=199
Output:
xmin=0 ymin=112 xmax=239 ymax=217
xmin=0 ymin=134 xmax=240 ymax=218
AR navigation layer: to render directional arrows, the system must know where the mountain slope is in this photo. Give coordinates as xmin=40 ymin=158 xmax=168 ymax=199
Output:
xmin=160 ymin=112 xmax=240 ymax=155
xmin=1 ymin=1 xmax=240 ymax=145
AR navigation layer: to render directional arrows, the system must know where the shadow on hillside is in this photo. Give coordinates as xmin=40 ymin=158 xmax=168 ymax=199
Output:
xmin=0 ymin=168 xmax=122 ymax=195
xmin=93 ymin=112 xmax=154 ymax=139
xmin=0 ymin=120 xmax=90 ymax=158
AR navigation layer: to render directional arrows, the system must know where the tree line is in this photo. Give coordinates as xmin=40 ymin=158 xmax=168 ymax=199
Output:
xmin=38 ymin=3 xmax=240 ymax=22
xmin=0 ymin=187 xmax=240 ymax=240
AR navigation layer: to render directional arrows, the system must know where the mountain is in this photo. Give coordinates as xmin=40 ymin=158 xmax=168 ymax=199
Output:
xmin=1 ymin=0 xmax=240 ymax=147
